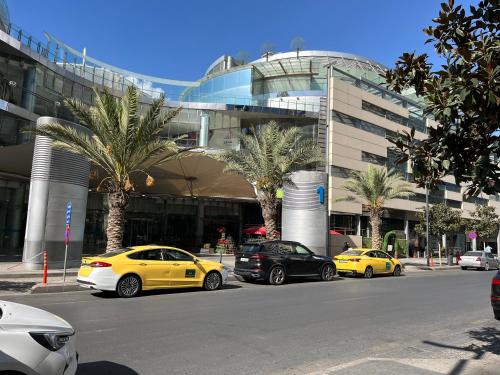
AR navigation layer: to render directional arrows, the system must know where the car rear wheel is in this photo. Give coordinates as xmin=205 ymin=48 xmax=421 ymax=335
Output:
xmin=204 ymin=271 xmax=222 ymax=291
xmin=484 ymin=263 xmax=490 ymax=271
xmin=393 ymin=265 xmax=402 ymax=276
xmin=116 ymin=274 xmax=141 ymax=298
xmin=494 ymin=309 xmax=500 ymax=320
xmin=364 ymin=266 xmax=374 ymax=279
xmin=461 ymin=266 xmax=467 ymax=270
xmin=269 ymin=266 xmax=285 ymax=285
xmin=321 ymin=264 xmax=336 ymax=281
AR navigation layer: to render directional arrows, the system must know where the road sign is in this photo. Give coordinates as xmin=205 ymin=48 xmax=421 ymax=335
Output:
xmin=316 ymin=186 xmax=325 ymax=205
xmin=65 ymin=201 xmax=72 ymax=226
xmin=468 ymin=231 xmax=477 ymax=240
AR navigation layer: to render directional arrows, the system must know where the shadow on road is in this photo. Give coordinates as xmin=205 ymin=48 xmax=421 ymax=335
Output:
xmin=90 ymin=282 xmax=243 ymax=298
xmin=0 ymin=280 xmax=36 ymax=293
xmin=423 ymin=326 xmax=500 ymax=375
xmin=77 ymin=361 xmax=139 ymax=374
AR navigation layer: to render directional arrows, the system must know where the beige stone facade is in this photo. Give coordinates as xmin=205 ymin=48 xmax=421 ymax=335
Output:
xmin=326 ymin=71 xmax=500 ymax=254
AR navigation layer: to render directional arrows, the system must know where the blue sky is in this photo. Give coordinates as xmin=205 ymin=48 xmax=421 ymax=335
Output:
xmin=8 ymin=1 xmax=475 ymax=82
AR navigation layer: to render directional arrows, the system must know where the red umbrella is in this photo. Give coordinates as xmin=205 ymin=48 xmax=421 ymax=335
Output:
xmin=243 ymin=226 xmax=267 ymax=235
xmin=329 ymin=230 xmax=342 ymax=236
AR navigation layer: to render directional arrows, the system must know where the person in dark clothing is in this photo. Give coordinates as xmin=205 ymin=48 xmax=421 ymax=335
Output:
xmin=342 ymin=242 xmax=349 ymax=252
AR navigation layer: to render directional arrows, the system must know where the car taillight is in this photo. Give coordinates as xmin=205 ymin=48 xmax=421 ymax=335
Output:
xmin=348 ymin=258 xmax=361 ymax=262
xmin=250 ymin=253 xmax=267 ymax=261
xmin=90 ymin=261 xmax=112 ymax=267
xmin=492 ymin=278 xmax=500 ymax=286
xmin=476 ymin=257 xmax=481 ymax=261
xmin=333 ymin=257 xmax=338 ymax=260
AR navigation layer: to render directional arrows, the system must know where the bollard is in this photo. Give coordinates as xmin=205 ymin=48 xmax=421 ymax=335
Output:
xmin=42 ymin=250 xmax=48 ymax=285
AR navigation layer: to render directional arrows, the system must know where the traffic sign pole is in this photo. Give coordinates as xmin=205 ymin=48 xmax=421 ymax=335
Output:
xmin=63 ymin=202 xmax=72 ymax=284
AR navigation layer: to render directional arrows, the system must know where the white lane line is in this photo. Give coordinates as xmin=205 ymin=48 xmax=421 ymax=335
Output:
xmin=78 ymin=327 xmax=117 ymax=335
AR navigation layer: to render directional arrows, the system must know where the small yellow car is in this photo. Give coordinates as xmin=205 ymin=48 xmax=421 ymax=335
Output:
xmin=334 ymin=248 xmax=402 ymax=278
xmin=77 ymin=245 xmax=228 ymax=297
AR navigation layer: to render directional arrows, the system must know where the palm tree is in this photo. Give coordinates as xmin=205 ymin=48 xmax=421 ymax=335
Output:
xmin=217 ymin=122 xmax=323 ymax=239
xmin=335 ymin=165 xmax=414 ymax=250
xmin=30 ymin=86 xmax=181 ymax=251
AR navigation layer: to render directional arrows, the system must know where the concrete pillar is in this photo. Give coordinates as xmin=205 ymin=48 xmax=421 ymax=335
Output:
xmin=472 ymin=238 xmax=477 ymax=251
xmin=282 ymin=171 xmax=328 ymax=255
xmin=7 ymin=185 xmax=25 ymax=249
xmin=23 ymin=117 xmax=90 ymax=269
xmin=356 ymin=215 xmax=361 ymax=236
xmin=404 ymin=217 xmax=409 ymax=241
xmin=199 ymin=112 xmax=209 ymax=147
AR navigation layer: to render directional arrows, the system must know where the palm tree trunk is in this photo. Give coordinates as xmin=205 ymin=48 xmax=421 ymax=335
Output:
xmin=258 ymin=192 xmax=278 ymax=240
xmin=106 ymin=191 xmax=129 ymax=251
xmin=370 ymin=210 xmax=381 ymax=250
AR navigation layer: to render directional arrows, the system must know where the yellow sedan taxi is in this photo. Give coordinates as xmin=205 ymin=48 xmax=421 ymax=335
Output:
xmin=77 ymin=245 xmax=228 ymax=297
xmin=334 ymin=248 xmax=402 ymax=278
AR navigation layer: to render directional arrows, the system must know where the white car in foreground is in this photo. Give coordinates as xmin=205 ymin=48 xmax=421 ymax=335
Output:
xmin=0 ymin=300 xmax=78 ymax=375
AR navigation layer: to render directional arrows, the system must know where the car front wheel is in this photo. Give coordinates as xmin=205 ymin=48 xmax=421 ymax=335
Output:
xmin=484 ymin=263 xmax=490 ymax=271
xmin=204 ymin=271 xmax=223 ymax=291
xmin=393 ymin=265 xmax=402 ymax=276
xmin=321 ymin=264 xmax=336 ymax=281
xmin=269 ymin=266 xmax=286 ymax=285
xmin=116 ymin=274 xmax=141 ymax=298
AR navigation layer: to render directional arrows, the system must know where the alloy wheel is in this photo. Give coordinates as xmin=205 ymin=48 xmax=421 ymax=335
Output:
xmin=322 ymin=264 xmax=335 ymax=281
xmin=393 ymin=265 xmax=401 ymax=276
xmin=485 ymin=263 xmax=489 ymax=271
xmin=270 ymin=267 xmax=285 ymax=285
xmin=205 ymin=272 xmax=222 ymax=290
xmin=119 ymin=276 xmax=140 ymax=297
xmin=364 ymin=266 xmax=373 ymax=279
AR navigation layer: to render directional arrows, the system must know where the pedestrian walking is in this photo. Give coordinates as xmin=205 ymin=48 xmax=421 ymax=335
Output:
xmin=455 ymin=250 xmax=461 ymax=265
xmin=485 ymin=244 xmax=492 ymax=253
xmin=342 ymin=241 xmax=349 ymax=252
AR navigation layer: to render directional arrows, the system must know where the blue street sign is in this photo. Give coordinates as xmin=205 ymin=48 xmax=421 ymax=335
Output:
xmin=316 ymin=186 xmax=325 ymax=205
xmin=65 ymin=202 xmax=72 ymax=226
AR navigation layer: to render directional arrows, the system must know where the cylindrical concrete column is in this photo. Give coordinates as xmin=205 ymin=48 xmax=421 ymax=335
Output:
xmin=282 ymin=171 xmax=328 ymax=255
xmin=199 ymin=112 xmax=209 ymax=147
xmin=23 ymin=117 xmax=90 ymax=270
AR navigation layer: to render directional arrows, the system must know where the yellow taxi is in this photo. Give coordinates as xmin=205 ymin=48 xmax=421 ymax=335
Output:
xmin=334 ymin=248 xmax=402 ymax=278
xmin=77 ymin=245 xmax=228 ymax=297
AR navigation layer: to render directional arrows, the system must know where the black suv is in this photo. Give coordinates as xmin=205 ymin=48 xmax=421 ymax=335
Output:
xmin=234 ymin=240 xmax=336 ymax=285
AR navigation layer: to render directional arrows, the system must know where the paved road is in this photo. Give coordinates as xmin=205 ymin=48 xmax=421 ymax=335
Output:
xmin=4 ymin=270 xmax=499 ymax=374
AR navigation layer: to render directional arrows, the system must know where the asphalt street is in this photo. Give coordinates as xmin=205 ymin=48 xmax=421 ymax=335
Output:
xmin=5 ymin=270 xmax=500 ymax=375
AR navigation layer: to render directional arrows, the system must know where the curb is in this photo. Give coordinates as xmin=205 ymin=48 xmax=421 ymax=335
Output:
xmin=31 ymin=282 xmax=83 ymax=294
xmin=0 ymin=271 xmax=79 ymax=280
xmin=403 ymin=265 xmax=461 ymax=271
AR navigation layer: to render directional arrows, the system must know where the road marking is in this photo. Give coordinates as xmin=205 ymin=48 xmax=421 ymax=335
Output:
xmin=78 ymin=327 xmax=117 ymax=335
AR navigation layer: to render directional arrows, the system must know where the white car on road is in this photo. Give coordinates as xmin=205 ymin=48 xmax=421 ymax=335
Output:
xmin=0 ymin=300 xmax=78 ymax=375
xmin=459 ymin=251 xmax=499 ymax=271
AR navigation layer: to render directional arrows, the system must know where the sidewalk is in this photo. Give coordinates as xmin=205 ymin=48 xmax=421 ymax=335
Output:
xmin=400 ymin=257 xmax=461 ymax=271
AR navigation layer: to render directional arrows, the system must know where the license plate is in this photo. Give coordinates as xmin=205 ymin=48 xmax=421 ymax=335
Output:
xmin=240 ymin=258 xmax=249 ymax=262
xmin=339 ymin=260 xmax=348 ymax=263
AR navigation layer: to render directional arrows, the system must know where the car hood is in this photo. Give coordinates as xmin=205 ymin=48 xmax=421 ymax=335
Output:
xmin=0 ymin=300 xmax=73 ymax=333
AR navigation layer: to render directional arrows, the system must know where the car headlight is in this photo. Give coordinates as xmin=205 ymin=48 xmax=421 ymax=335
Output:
xmin=29 ymin=331 xmax=74 ymax=351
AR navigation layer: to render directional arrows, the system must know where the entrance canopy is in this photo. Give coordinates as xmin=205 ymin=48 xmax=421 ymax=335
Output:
xmin=109 ymin=150 xmax=255 ymax=199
